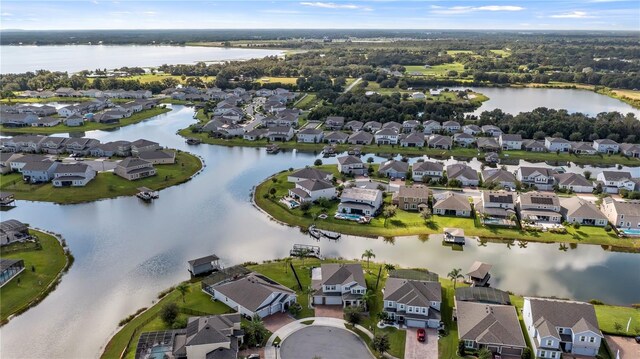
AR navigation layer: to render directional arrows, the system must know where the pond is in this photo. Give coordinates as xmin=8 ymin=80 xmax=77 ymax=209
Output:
xmin=1 ymin=105 xmax=638 ymax=358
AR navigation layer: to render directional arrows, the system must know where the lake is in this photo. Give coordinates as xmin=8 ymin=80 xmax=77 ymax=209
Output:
xmin=0 ymin=45 xmax=283 ymax=74
xmin=1 ymin=105 xmax=639 ymax=359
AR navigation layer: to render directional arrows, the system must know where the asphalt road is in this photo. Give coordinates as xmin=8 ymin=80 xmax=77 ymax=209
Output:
xmin=279 ymin=325 xmax=373 ymax=359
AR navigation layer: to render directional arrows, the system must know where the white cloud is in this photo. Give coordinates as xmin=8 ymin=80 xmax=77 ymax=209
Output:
xmin=431 ymin=5 xmax=524 ymax=15
xmin=300 ymin=2 xmax=372 ymax=11
xmin=261 ymin=9 xmax=303 ymax=14
xmin=143 ymin=11 xmax=157 ymax=16
xmin=550 ymin=11 xmax=594 ymax=18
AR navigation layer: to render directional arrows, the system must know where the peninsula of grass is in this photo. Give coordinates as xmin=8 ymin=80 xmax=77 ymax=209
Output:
xmin=0 ymin=151 xmax=202 ymax=204
xmin=0 ymin=229 xmax=70 ymax=325
xmin=0 ymin=107 xmax=172 ymax=135
xmin=254 ymin=165 xmax=640 ymax=250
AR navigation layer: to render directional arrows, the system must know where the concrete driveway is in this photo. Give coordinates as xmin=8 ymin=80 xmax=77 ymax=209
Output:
xmin=263 ymin=312 xmax=295 ymax=333
xmin=314 ymin=305 xmax=344 ymax=319
xmin=404 ymin=328 xmax=438 ymax=359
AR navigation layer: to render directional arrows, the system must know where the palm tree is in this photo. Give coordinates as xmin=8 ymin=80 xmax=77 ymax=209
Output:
xmin=448 ymin=268 xmax=464 ymax=290
xmin=382 ymin=205 xmax=397 ymax=227
xmin=384 ymin=263 xmax=396 ymax=273
xmin=360 ymin=289 xmax=375 ymax=311
xmin=176 ymin=282 xmax=190 ymax=303
xmin=361 ymin=249 xmax=375 ymax=268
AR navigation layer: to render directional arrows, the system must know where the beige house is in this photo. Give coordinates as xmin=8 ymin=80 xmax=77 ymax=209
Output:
xmin=137 ymin=150 xmax=176 ymax=165
xmin=114 ymin=157 xmax=157 ymax=181
xmin=600 ymin=197 xmax=640 ymax=230
xmin=394 ymin=185 xmax=429 ymax=212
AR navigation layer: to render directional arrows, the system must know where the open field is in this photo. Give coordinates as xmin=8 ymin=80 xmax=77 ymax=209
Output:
xmin=0 ymin=151 xmax=202 ymax=204
xmin=0 ymin=107 xmax=171 ymax=135
xmin=256 ymin=76 xmax=299 ymax=85
xmin=405 ymin=62 xmax=468 ymax=77
xmin=0 ymin=230 xmax=69 ymax=324
xmin=87 ymin=74 xmax=215 ymax=85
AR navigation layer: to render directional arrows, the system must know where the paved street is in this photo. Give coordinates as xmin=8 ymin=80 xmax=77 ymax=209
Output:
xmin=280 ymin=326 xmax=374 ymax=359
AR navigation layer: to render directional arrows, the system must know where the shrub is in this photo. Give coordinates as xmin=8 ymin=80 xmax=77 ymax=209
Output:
xmin=457 ymin=340 xmax=466 ymax=356
xmin=589 ymin=299 xmax=604 ymax=305
xmin=604 ymin=224 xmax=612 ymax=232
xmin=314 ymin=159 xmax=323 ymax=166
xmin=160 ymin=303 xmax=179 ymax=325
xmin=521 ymin=347 xmax=532 ymax=359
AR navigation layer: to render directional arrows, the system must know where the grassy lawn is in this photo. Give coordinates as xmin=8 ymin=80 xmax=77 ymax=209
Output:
xmin=0 ymin=107 xmax=171 ymax=135
xmin=0 ymin=151 xmax=202 ymax=204
xmin=1 ymin=96 xmax=93 ymax=104
xmin=87 ymin=74 xmax=215 ymax=85
xmin=256 ymin=76 xmax=299 ymax=85
xmin=594 ymin=305 xmax=640 ymax=335
xmin=0 ymin=230 xmax=69 ymax=324
xmin=294 ymin=93 xmax=320 ymax=110
xmin=405 ymin=63 xmax=468 ymax=77
xmin=254 ymin=165 xmax=640 ymax=249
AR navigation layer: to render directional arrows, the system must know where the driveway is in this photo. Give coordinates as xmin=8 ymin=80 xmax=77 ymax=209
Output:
xmin=263 ymin=312 xmax=295 ymax=333
xmin=606 ymin=335 xmax=639 ymax=359
xmin=314 ymin=305 xmax=344 ymax=319
xmin=279 ymin=325 xmax=373 ymax=359
xmin=404 ymin=328 xmax=438 ymax=359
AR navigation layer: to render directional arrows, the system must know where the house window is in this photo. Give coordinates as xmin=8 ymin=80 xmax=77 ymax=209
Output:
xmin=540 ymin=350 xmax=546 ymax=358
xmin=422 ymin=308 xmax=426 ymax=314
xmin=550 ymin=352 xmax=557 ymax=359
xmin=580 ymin=336 xmax=586 ymax=342
xmin=464 ymin=340 xmax=475 ymax=349
xmin=589 ymin=337 xmax=596 ymax=343
xmin=546 ymin=340 xmax=553 ymax=346
xmin=408 ymin=307 xmax=413 ymax=313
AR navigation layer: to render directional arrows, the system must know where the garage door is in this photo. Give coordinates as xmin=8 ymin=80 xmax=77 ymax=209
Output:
xmin=325 ymin=296 xmax=343 ymax=305
xmin=272 ymin=303 xmax=282 ymax=314
xmin=501 ymin=347 xmax=523 ymax=356
xmin=406 ymin=319 xmax=426 ymax=328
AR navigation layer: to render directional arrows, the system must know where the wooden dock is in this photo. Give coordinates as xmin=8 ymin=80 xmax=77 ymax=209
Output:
xmin=0 ymin=192 xmax=16 ymax=207
xmin=290 ymin=244 xmax=322 ymax=259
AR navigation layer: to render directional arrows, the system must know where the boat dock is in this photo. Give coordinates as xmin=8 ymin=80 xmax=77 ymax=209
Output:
xmin=266 ymin=144 xmax=280 ymax=154
xmin=186 ymin=138 xmax=202 ymax=145
xmin=290 ymin=244 xmax=322 ymax=258
xmin=136 ymin=187 xmax=159 ymax=202
xmin=0 ymin=192 xmax=16 ymax=207
xmin=309 ymin=225 xmax=341 ymax=240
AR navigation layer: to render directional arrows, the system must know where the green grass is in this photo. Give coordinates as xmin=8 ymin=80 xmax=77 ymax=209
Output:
xmin=256 ymin=76 xmax=299 ymax=85
xmin=405 ymin=63 xmax=467 ymax=77
xmin=253 ymin=165 xmax=640 ymax=249
xmin=594 ymin=305 xmax=640 ymax=336
xmin=294 ymin=93 xmax=320 ymax=110
xmin=87 ymin=74 xmax=215 ymax=85
xmin=0 ymin=230 xmax=68 ymax=324
xmin=1 ymin=96 xmax=93 ymax=104
xmin=0 ymin=151 xmax=202 ymax=204
xmin=0 ymin=107 xmax=171 ymax=135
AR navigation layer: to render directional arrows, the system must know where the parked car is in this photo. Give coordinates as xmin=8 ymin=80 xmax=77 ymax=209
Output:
xmin=635 ymin=336 xmax=640 ymax=344
xmin=417 ymin=328 xmax=426 ymax=342
xmin=247 ymin=354 xmax=260 ymax=359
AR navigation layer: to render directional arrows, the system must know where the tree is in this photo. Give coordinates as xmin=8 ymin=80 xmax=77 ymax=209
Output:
xmin=242 ymin=315 xmax=268 ymax=347
xmin=160 ymin=302 xmax=179 ymax=325
xmin=300 ymin=201 xmax=312 ymax=213
xmin=521 ymin=347 xmax=532 ymax=359
xmin=344 ymin=305 xmax=363 ymax=325
xmin=384 ymin=263 xmax=396 ymax=273
xmin=614 ymin=322 xmax=623 ymax=332
xmin=361 ymin=249 xmax=376 ymax=268
xmin=584 ymin=170 xmax=592 ymax=180
xmin=176 ymin=283 xmax=190 ymax=303
xmin=458 ymin=340 xmax=466 ymax=356
xmin=373 ymin=333 xmax=390 ymax=355
xmin=360 ymin=289 xmax=375 ymax=311
xmin=283 ymin=257 xmax=292 ymax=273
xmin=382 ymin=205 xmax=397 ymax=227
xmin=448 ymin=268 xmax=464 ymax=290
xmin=314 ymin=159 xmax=323 ymax=166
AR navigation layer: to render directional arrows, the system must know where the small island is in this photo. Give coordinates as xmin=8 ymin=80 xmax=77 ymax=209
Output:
xmin=1 ymin=224 xmax=72 ymax=325
xmin=254 ymin=163 xmax=640 ymax=250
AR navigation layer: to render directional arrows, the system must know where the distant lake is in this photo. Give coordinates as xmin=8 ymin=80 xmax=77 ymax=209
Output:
xmin=0 ymin=45 xmax=283 ymax=74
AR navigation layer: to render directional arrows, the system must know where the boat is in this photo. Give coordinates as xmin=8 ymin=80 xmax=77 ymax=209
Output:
xmin=0 ymin=192 xmax=16 ymax=207
xmin=136 ymin=187 xmax=159 ymax=202
xmin=266 ymin=144 xmax=280 ymax=154
xmin=319 ymin=229 xmax=341 ymax=240
xmin=308 ymin=225 xmax=322 ymax=240
xmin=186 ymin=138 xmax=202 ymax=145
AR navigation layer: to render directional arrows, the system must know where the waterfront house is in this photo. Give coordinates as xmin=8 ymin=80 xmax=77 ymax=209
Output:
xmin=383 ymin=277 xmax=442 ymax=328
xmin=523 ymin=139 xmax=546 ymax=152
xmin=138 ymin=150 xmax=176 ymax=165
xmin=442 ymin=120 xmax=460 ymax=133
xmin=517 ymin=166 xmax=557 ymax=190
xmin=0 ymin=220 xmax=31 ymax=246
xmin=517 ymin=192 xmax=562 ymax=224
xmin=0 ymin=153 xmax=20 ymax=174
xmin=0 ymin=258 xmax=25 ymax=286
xmin=447 ymin=164 xmax=479 ymax=186
xmin=620 ymin=143 xmax=640 ymax=158
xmin=324 ymin=116 xmax=345 ymax=130
xmin=466 ymin=261 xmax=492 ymax=287
xmin=22 ymin=160 xmax=58 ymax=183
xmin=0 ymin=113 xmax=38 ymax=127
xmin=481 ymin=125 xmax=502 ymax=137
xmin=114 ymin=157 xmax=157 ymax=181
xmin=523 ymin=297 xmax=603 ymax=358
xmin=427 ymin=134 xmax=452 ymax=150
xmin=394 ymin=185 xmax=429 ymax=211
xmin=337 ymin=155 xmax=364 ymax=175
xmin=399 ymin=132 xmax=425 ymax=147
xmin=188 ymin=254 xmax=221 ymax=276
xmin=482 ymin=169 xmax=516 ymax=189
xmin=312 ymin=263 xmax=366 ymax=307
xmin=553 ymin=172 xmax=593 ymax=193
xmin=374 ymin=128 xmax=399 ymax=145
xmin=593 ymin=139 xmax=619 ymax=154
xmin=52 ymin=163 xmax=96 ymax=187
xmin=40 ymin=136 xmax=68 ymax=154
xmin=65 ymin=137 xmax=100 ymax=155
xmin=7 ymin=154 xmax=48 ymax=172
xmin=57 ymin=105 xmax=78 ymax=118
xmin=560 ymin=197 xmax=607 ymax=227
xmin=453 ymin=133 xmax=476 ymax=147
xmin=130 ymin=139 xmax=160 ymax=155
xmin=363 ymin=121 xmax=382 ymax=132
xmin=324 ymin=131 xmax=349 ymax=144
xmin=545 ymin=137 xmax=571 ymax=152
xmin=455 ymin=299 xmax=526 ymax=356
xmin=499 ymin=134 xmax=522 ymax=150
xmin=600 ymin=197 xmax=640 ymax=230
xmin=288 ymin=179 xmax=336 ymax=202
xmin=423 ymin=120 xmax=441 ymax=134
xmin=462 ymin=124 xmax=481 ymax=136
xmin=338 ymin=187 xmax=383 ymax=216
xmin=89 ymin=140 xmax=131 ymax=157
xmin=296 ymin=128 xmax=323 ymax=143
xmin=32 ymin=117 xmax=62 ymax=127
xmin=477 ymin=137 xmax=500 ymax=152
xmin=345 ymin=120 xmax=364 ymax=131
xmin=412 ymin=161 xmax=443 ymax=182
xmin=348 ymin=130 xmax=374 ymax=145
xmin=378 ymin=160 xmax=409 ymax=178
xmin=570 ymin=142 xmax=596 ymax=155
xmin=596 ymin=171 xmax=636 ymax=194
xmin=433 ymin=191 xmax=471 ymax=217
xmin=3 ymin=134 xmax=45 ymax=153
xmin=455 ymin=287 xmax=511 ymax=305
xmin=476 ymin=191 xmax=516 ymax=225
xmin=208 ymin=272 xmax=296 ymax=318
xmin=287 ymin=167 xmax=333 ymax=183
xmin=243 ymin=128 xmax=268 ymax=141
xmin=64 ymin=115 xmax=84 ymax=127
xmin=266 ymin=126 xmax=294 ymax=142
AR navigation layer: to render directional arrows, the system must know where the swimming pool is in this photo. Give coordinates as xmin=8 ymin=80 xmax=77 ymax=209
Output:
xmin=336 ymin=213 xmax=363 ymax=221
xmin=620 ymin=228 xmax=640 ymax=236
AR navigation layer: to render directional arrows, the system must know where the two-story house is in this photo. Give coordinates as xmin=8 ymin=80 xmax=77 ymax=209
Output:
xmin=52 ymin=163 xmax=96 ymax=187
xmin=312 ymin=263 xmax=367 ymax=307
xmin=337 ymin=155 xmax=365 ymax=175
xmin=288 ymin=179 xmax=336 ymax=203
xmin=427 ymin=134 xmax=453 ymax=150
xmin=378 ymin=160 xmax=409 ymax=179
xmin=545 ymin=137 xmax=571 ymax=152
xmin=447 ymin=163 xmax=479 ymax=186
xmin=517 ymin=191 xmax=562 ymax=224
xmin=338 ymin=187 xmax=383 ymax=217
xmin=39 ymin=136 xmax=68 ymax=154
xmin=423 ymin=120 xmax=442 ymax=134
xmin=21 ymin=160 xmax=59 ymax=183
xmin=348 ymin=131 xmax=374 ymax=145
xmin=499 ymin=134 xmax=523 ymax=150
xmin=442 ymin=120 xmax=460 ymax=133
xmin=523 ymin=297 xmax=603 ymax=358
xmin=593 ymin=139 xmax=619 ymax=154
xmin=374 ymin=128 xmax=400 ymax=145
xmin=517 ymin=167 xmax=557 ymax=190
xmin=600 ymin=197 xmax=640 ymax=230
xmin=324 ymin=116 xmax=345 ymax=130
xmin=394 ymin=185 xmax=429 ymax=212
xmin=476 ymin=191 xmax=516 ymax=224
xmin=296 ymin=128 xmax=324 ymax=143
xmin=383 ymin=277 xmax=442 ymax=328
xmin=114 ymin=157 xmax=157 ymax=181
xmin=412 ymin=161 xmax=444 ymax=183
xmin=596 ymin=171 xmax=636 ymax=194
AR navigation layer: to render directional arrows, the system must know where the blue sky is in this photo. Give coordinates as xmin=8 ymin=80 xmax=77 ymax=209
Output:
xmin=1 ymin=1 xmax=639 ymax=30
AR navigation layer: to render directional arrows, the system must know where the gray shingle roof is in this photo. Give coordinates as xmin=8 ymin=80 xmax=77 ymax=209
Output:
xmin=319 ymin=263 xmax=366 ymax=287
xmin=384 ymin=278 xmax=441 ymax=306
xmin=456 ymin=300 xmax=527 ymax=348
xmin=413 ymin=161 xmax=443 ymax=172
xmin=213 ymin=273 xmax=294 ymax=312
xmin=433 ymin=191 xmax=471 ymax=211
xmin=527 ymin=297 xmax=602 ymax=337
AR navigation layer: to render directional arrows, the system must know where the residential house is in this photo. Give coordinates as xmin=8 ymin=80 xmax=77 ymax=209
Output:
xmin=453 ymin=133 xmax=476 ymax=148
xmin=481 ymin=125 xmax=502 ymax=137
xmin=338 ymin=187 xmax=383 ymax=216
xmin=363 ymin=121 xmax=382 ymax=132
xmin=4 ymin=134 xmax=46 ymax=153
xmin=374 ymin=128 xmax=399 ymax=145
xmin=324 ymin=116 xmax=345 ymax=130
xmin=545 ymin=137 xmax=571 ymax=152
xmin=0 ymin=153 xmax=20 ymax=174
xmin=0 ymin=220 xmax=31 ymax=246
xmin=560 ymin=197 xmax=607 ymax=227
xmin=39 ymin=136 xmax=68 ymax=154
xmin=477 ymin=137 xmax=501 ymax=152
xmin=0 ymin=258 xmax=24 ymax=286
xmin=312 ymin=263 xmax=366 ymax=307
xmin=462 ymin=124 xmax=481 ymax=136
xmin=476 ymin=191 xmax=516 ymax=224
xmin=433 ymin=191 xmax=471 ymax=217
xmin=427 ymin=134 xmax=452 ymax=150
xmin=412 ymin=161 xmax=443 ymax=182
xmin=7 ymin=154 xmax=48 ymax=172
xmin=32 ymin=117 xmax=62 ymax=127
xmin=382 ymin=121 xmax=402 ymax=131
xmin=411 ymin=92 xmax=426 ymax=100
xmin=287 ymin=167 xmax=333 ymax=183
xmin=482 ymin=169 xmax=516 ymax=189
xmin=523 ymin=139 xmax=546 ymax=152
xmin=114 ymin=157 xmax=157 ymax=181
xmin=64 ymin=115 xmax=84 ymax=127
xmin=348 ymin=130 xmax=374 ymax=145
xmin=52 ymin=163 xmax=96 ymax=187
xmin=130 ymin=139 xmax=159 ymax=155
xmin=266 ymin=126 xmax=294 ymax=142
xmin=324 ymin=131 xmax=349 ymax=144
xmin=523 ymin=297 xmax=603 ymax=358
xmin=570 ymin=142 xmax=596 ymax=155
xmin=21 ymin=160 xmax=58 ymax=183
xmin=383 ymin=277 xmax=442 ymax=328
xmin=423 ymin=120 xmax=441 ymax=134
xmin=402 ymin=120 xmax=421 ymax=133
xmin=442 ymin=120 xmax=460 ymax=133
xmin=593 ymin=139 xmax=619 ymax=154
xmin=499 ymin=134 xmax=522 ymax=150
xmin=378 ymin=160 xmax=409 ymax=178
xmin=456 ymin=299 xmax=527 ymax=356
xmin=296 ymin=128 xmax=323 ymax=143
xmin=89 ymin=140 xmax=131 ymax=157
xmin=553 ymin=173 xmax=593 ymax=193
xmin=518 ymin=192 xmax=562 ymax=224
xmin=620 ymin=143 xmax=640 ymax=158
xmin=596 ymin=171 xmax=636 ymax=194
xmin=208 ymin=273 xmax=296 ymax=318
xmin=138 ymin=150 xmax=176 ymax=165
xmin=466 ymin=261 xmax=492 ymax=287
xmin=288 ymin=179 xmax=336 ymax=202
xmin=0 ymin=113 xmax=38 ymax=127
xmin=600 ymin=197 xmax=640 ymax=230
xmin=65 ymin=137 xmax=100 ymax=155
xmin=187 ymin=254 xmax=220 ymax=276
xmin=447 ymin=164 xmax=479 ymax=186
xmin=399 ymin=133 xmax=425 ymax=147
xmin=243 ymin=128 xmax=268 ymax=141
xmin=337 ymin=155 xmax=364 ymax=175
xmin=345 ymin=120 xmax=364 ymax=131
xmin=517 ymin=167 xmax=557 ymax=190
xmin=394 ymin=185 xmax=429 ymax=212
